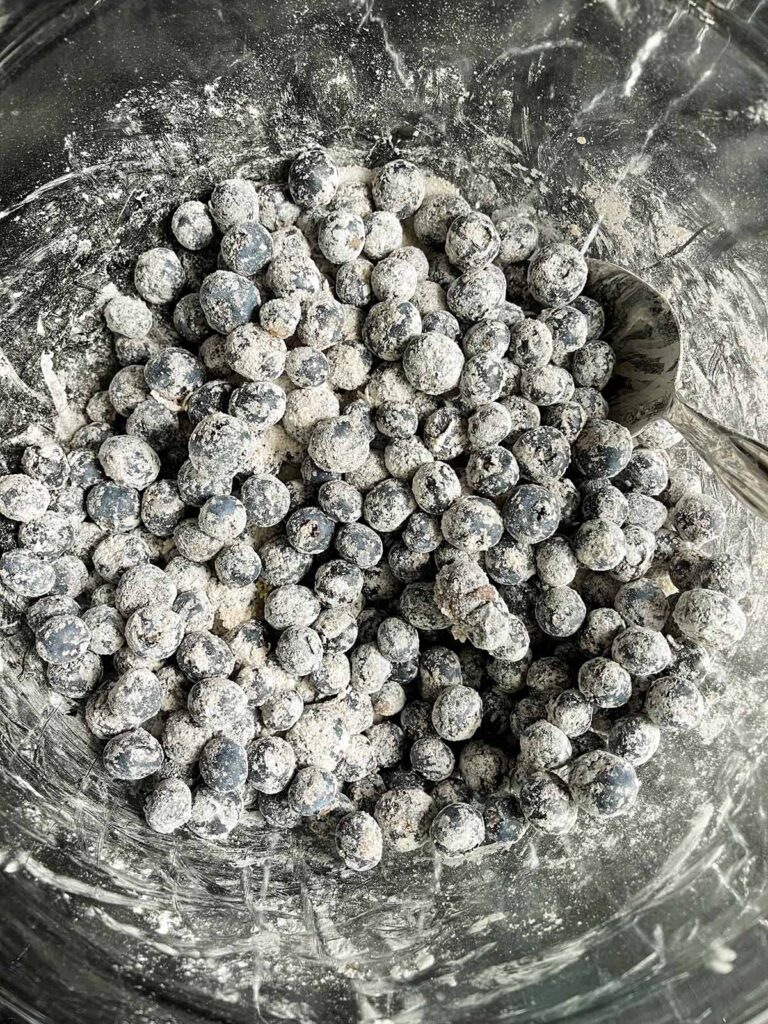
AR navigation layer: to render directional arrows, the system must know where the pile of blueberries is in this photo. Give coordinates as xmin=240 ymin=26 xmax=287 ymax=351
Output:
xmin=0 ymin=146 xmax=750 ymax=870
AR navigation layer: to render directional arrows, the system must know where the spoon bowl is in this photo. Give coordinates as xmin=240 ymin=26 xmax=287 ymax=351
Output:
xmin=587 ymin=258 xmax=768 ymax=519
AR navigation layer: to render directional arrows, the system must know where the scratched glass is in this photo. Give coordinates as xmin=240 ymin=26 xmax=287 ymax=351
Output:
xmin=1 ymin=1 xmax=768 ymax=1022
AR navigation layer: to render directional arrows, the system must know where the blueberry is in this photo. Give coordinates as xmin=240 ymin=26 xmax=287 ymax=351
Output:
xmin=0 ymin=549 xmax=54 ymax=598
xmin=199 ymin=270 xmax=260 ymax=335
xmin=414 ymin=193 xmax=470 ymax=246
xmin=177 ymin=630 xmax=235 ymax=682
xmin=488 ymin=206 xmax=537 ymax=262
xmin=445 ymin=212 xmax=500 ymax=271
xmin=432 ymin=685 xmax=483 ymax=741
xmin=188 ymin=787 xmax=242 ymax=840
xmin=672 ymin=494 xmax=726 ymax=545
xmin=459 ymin=353 xmax=505 ymax=410
xmin=26 ymin=595 xmax=80 ymax=634
xmin=289 ymin=147 xmax=338 ymax=209
xmin=509 ymin=318 xmax=553 ymax=369
xmin=538 ymin=305 xmax=588 ymax=356
xmin=98 ymin=435 xmax=160 ymax=491
xmin=248 ymin=736 xmax=296 ymax=794
xmin=430 ymin=802 xmax=485 ymax=855
xmin=171 ymin=199 xmax=215 ymax=250
xmin=125 ymin=605 xmax=184 ymax=661
xmin=535 ymin=586 xmax=587 ymax=638
xmin=518 ymin=770 xmax=577 ymax=834
xmin=484 ymin=536 xmax=535 ymax=587
xmin=71 ymin=422 xmax=114 ymax=451
xmin=176 ymin=461 xmax=232 ymax=508
xmin=224 ymin=324 xmax=286 ymax=382
xmin=569 ymin=750 xmax=639 ymax=818
xmin=463 ymin=320 xmax=511 ymax=360
xmin=364 ymin=299 xmax=422 ymax=362
xmin=199 ymin=735 xmax=249 ymax=793
xmin=68 ymin=449 xmax=105 ymax=489
xmin=307 ymin=416 xmax=369 ymax=474
xmin=409 ymin=461 xmax=459 ymax=516
xmin=349 ymin=641 xmax=392 ymax=695
xmin=259 ymin=297 xmax=302 ymax=339
xmin=144 ymin=778 xmax=193 ymax=834
xmin=698 ymin=553 xmax=751 ymax=598
xmin=35 ymin=613 xmax=90 ymax=664
xmin=572 ymin=295 xmax=605 ymax=338
xmin=402 ymin=512 xmax=442 ymax=554
xmin=108 ymin=668 xmax=163 ymax=724
xmin=103 ymin=728 xmax=164 ymax=780
xmin=241 ymin=473 xmax=290 ymax=527
xmin=259 ymin=535 xmax=313 ymax=587
xmin=422 ymin=406 xmax=468 ymax=462
xmin=645 ymin=674 xmax=704 ymax=730
xmin=21 ymin=441 xmax=69 ymax=490
xmin=335 ymin=257 xmax=374 ymax=306
xmin=48 ymin=651 xmax=103 ymax=698
xmin=48 ymin=553 xmax=88 ymax=598
xmin=512 ymin=427 xmax=571 ymax=483
xmin=86 ymin=481 xmax=141 ymax=533
xmin=260 ymin=689 xmax=304 ymax=732
xmin=581 ymin=480 xmax=628 ymax=524
xmin=258 ymin=790 xmax=301 ymax=830
xmin=288 ymin=765 xmax=338 ymax=816
xmin=573 ymin=519 xmax=627 ymax=571
xmin=422 ymin=310 xmax=461 ymax=340
xmin=374 ymin=787 xmax=435 ymax=852
xmin=520 ymin=365 xmax=575 ymax=407
xmin=483 ymin=795 xmax=530 ymax=845
xmin=315 ymin=480 xmax=361 ymax=525
xmin=335 ymin=811 xmax=383 ymax=871
xmin=464 ymin=446 xmax=519 ymax=500
xmin=671 ymin=588 xmax=746 ymax=649
xmin=578 ymin=656 xmax=632 ymax=708
xmin=104 ymin=294 xmax=153 ymax=338
xmin=134 ymin=247 xmax=186 ymax=304
xmin=624 ymin=493 xmax=667 ymax=532
xmin=174 ymin=519 xmax=224 ymax=563
xmin=611 ymin=626 xmax=672 ymax=676
xmin=275 ymin=625 xmax=323 ymax=676
xmin=541 ymin=401 xmax=587 ymax=442
xmin=503 ymin=484 xmax=560 ymax=544
xmin=126 ymin=399 xmax=179 ymax=451
xmin=92 ymin=532 xmax=150 ymax=581
xmin=363 ymin=478 xmax=416 ymax=533
xmin=572 ymin=420 xmax=633 ymax=479
xmin=215 ymin=541 xmax=262 ymax=586
xmin=442 ymin=496 xmax=503 ymax=553
xmin=220 ymin=220 xmax=273 ymax=274
xmin=608 ymin=714 xmax=660 ymax=765
xmin=617 ymin=447 xmax=669 ymax=496
xmin=284 ymin=347 xmax=330 ymax=389
xmin=571 ymin=341 xmax=616 ymax=389
xmin=188 ymin=412 xmax=253 ymax=476
xmin=18 ymin=512 xmax=74 ymax=558
xmin=198 ymin=494 xmax=247 ymax=542
xmin=144 ymin=346 xmax=205 ymax=403
xmin=527 ymin=243 xmax=587 ymax=307
xmin=614 ymin=578 xmax=668 ymax=631
xmin=547 ymin=688 xmax=594 ymax=736
xmin=376 ymin=616 xmax=419 ymax=664
xmin=0 ymin=474 xmax=50 ymax=523
xmin=209 ymin=178 xmax=259 ymax=231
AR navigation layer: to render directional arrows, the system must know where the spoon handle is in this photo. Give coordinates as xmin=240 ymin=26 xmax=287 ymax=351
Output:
xmin=669 ymin=400 xmax=768 ymax=520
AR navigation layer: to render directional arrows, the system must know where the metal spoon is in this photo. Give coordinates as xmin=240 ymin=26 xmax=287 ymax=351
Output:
xmin=587 ymin=259 xmax=768 ymax=520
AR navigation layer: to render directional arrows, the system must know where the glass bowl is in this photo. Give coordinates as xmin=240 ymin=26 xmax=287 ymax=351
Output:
xmin=1 ymin=1 xmax=768 ymax=1021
